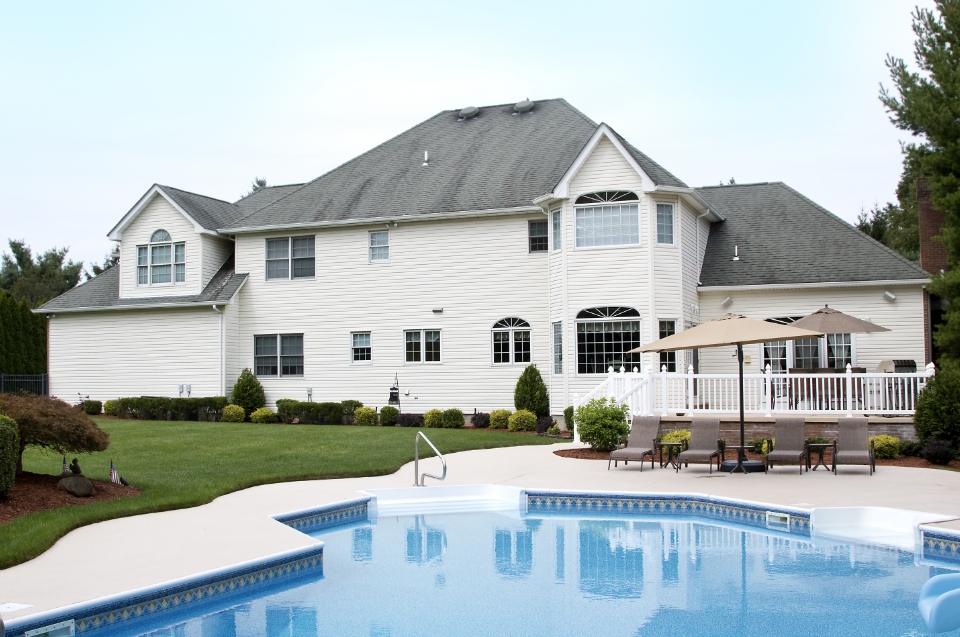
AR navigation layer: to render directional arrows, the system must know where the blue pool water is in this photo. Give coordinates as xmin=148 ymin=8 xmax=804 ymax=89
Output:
xmin=127 ymin=511 xmax=957 ymax=637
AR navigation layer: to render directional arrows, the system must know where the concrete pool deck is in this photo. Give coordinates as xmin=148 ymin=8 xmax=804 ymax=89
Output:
xmin=2 ymin=441 xmax=959 ymax=621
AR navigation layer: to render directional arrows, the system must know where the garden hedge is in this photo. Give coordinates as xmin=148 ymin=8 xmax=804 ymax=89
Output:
xmin=0 ymin=415 xmax=18 ymax=497
xmin=276 ymin=400 xmax=343 ymax=425
xmin=82 ymin=400 xmax=102 ymax=415
xmin=112 ymin=396 xmax=227 ymax=421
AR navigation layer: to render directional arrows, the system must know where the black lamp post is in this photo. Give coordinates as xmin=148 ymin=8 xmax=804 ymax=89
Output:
xmin=388 ymin=374 xmax=400 ymax=412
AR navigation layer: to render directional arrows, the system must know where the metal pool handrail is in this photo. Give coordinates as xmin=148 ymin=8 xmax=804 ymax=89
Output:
xmin=414 ymin=431 xmax=446 ymax=487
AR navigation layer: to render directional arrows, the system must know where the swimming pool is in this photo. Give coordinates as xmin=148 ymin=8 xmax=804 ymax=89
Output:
xmin=47 ymin=502 xmax=960 ymax=635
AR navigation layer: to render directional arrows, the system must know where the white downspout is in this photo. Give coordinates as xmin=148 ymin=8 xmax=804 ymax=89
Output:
xmin=212 ymin=305 xmax=223 ymax=396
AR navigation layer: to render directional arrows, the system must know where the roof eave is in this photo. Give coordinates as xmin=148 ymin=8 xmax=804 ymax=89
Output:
xmin=652 ymin=185 xmax=724 ymax=221
xmin=220 ymin=206 xmax=544 ymax=234
xmin=697 ymin=278 xmax=931 ymax=293
xmin=107 ymin=185 xmax=220 ymax=241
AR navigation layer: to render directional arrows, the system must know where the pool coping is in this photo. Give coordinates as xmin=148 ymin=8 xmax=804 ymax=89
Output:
xmin=4 ymin=489 xmax=959 ymax=637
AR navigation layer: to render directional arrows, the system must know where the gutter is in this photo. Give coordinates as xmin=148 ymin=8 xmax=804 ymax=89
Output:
xmin=653 ymin=185 xmax=724 ymax=221
xmin=698 ymin=278 xmax=931 ymax=293
xmin=221 ymin=205 xmax=543 ymax=235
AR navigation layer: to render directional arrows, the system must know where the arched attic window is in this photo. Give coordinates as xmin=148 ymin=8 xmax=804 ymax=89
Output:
xmin=573 ymin=192 xmax=640 ymax=248
xmin=492 ymin=317 xmax=531 ymax=365
xmin=575 ymin=306 xmax=643 ymax=374
xmin=138 ymin=229 xmax=185 ymax=286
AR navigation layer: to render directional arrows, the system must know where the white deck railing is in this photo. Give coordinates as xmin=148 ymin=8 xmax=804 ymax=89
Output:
xmin=573 ymin=363 xmax=935 ymax=418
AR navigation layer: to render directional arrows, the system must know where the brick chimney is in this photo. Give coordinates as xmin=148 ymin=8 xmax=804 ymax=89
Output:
xmin=918 ymin=176 xmax=948 ymax=274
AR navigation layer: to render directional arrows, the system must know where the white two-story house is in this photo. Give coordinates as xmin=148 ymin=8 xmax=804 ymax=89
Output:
xmin=38 ymin=98 xmax=931 ymax=415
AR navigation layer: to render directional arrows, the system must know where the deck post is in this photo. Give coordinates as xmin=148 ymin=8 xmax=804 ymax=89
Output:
xmin=845 ymin=364 xmax=853 ymax=418
xmin=660 ymin=365 xmax=669 ymax=417
xmin=687 ymin=364 xmax=695 ymax=415
xmin=764 ymin=364 xmax=773 ymax=417
xmin=572 ymin=393 xmax=580 ymax=444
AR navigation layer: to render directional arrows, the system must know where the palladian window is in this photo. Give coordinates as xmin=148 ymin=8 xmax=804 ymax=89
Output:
xmin=138 ymin=229 xmax=185 ymax=286
xmin=574 ymin=191 xmax=640 ymax=248
xmin=576 ymin=307 xmax=643 ymax=374
xmin=491 ymin=318 xmax=531 ymax=365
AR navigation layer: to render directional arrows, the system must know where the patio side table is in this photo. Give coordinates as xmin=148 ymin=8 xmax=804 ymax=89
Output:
xmin=657 ymin=442 xmax=683 ymax=470
xmin=807 ymin=442 xmax=832 ymax=471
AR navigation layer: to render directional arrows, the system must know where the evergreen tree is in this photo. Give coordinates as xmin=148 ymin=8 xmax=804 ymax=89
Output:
xmin=231 ymin=368 xmax=265 ymax=417
xmin=514 ymin=364 xmax=550 ymax=418
xmin=248 ymin=177 xmax=267 ymax=195
xmin=0 ymin=240 xmax=83 ymax=308
xmin=880 ymin=0 xmax=960 ymax=361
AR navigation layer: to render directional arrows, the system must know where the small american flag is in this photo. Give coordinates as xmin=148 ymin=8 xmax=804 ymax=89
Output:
xmin=109 ymin=460 xmax=122 ymax=485
xmin=62 ymin=456 xmax=69 ymax=475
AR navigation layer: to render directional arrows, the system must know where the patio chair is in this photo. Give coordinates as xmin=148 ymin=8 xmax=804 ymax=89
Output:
xmin=833 ymin=417 xmax=875 ymax=475
xmin=608 ymin=416 xmax=661 ymax=471
xmin=676 ymin=418 xmax=722 ymax=474
xmin=765 ymin=417 xmax=807 ymax=474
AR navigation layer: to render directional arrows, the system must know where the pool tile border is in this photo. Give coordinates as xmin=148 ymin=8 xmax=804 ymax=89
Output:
xmin=4 ymin=498 xmax=371 ymax=637
xmin=525 ymin=490 xmax=812 ymax=536
xmin=920 ymin=527 xmax=960 ymax=566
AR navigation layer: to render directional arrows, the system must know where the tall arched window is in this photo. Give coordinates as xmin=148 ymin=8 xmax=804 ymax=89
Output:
xmin=138 ymin=229 xmax=185 ymax=286
xmin=574 ymin=191 xmax=640 ymax=248
xmin=492 ymin=318 xmax=531 ymax=365
xmin=576 ymin=307 xmax=643 ymax=374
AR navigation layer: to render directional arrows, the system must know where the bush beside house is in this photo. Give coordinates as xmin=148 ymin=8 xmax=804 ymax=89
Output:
xmin=471 ymin=412 xmax=490 ymax=428
xmin=490 ymin=410 xmax=511 ymax=430
xmin=250 ymin=408 xmax=278 ymax=424
xmin=514 ymin=365 xmax=549 ymax=418
xmin=354 ymin=407 xmax=378 ymax=427
xmin=380 ymin=406 xmax=399 ymax=427
xmin=221 ymin=405 xmax=245 ymax=422
xmin=914 ymin=365 xmax=960 ymax=451
xmin=441 ymin=408 xmax=464 ymax=429
xmin=575 ymin=398 xmax=629 ymax=452
xmin=82 ymin=400 xmax=102 ymax=415
xmin=231 ymin=369 xmax=265 ymax=418
xmin=508 ymin=410 xmax=537 ymax=432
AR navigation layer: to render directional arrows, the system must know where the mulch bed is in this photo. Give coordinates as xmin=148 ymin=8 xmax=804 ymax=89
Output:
xmin=0 ymin=472 xmax=141 ymax=526
xmin=553 ymin=448 xmax=960 ymax=470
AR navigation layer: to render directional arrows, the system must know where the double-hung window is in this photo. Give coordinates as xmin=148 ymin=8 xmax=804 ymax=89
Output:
xmin=491 ymin=318 xmax=531 ymax=365
xmin=254 ymin=334 xmax=304 ymax=377
xmin=369 ymin=231 xmax=389 ymax=262
xmin=656 ymin=203 xmax=675 ymax=245
xmin=576 ymin=306 xmax=644 ymax=374
xmin=826 ymin=334 xmax=853 ymax=369
xmin=529 ymin=221 xmax=548 ymax=252
xmin=552 ymin=209 xmax=562 ymax=251
xmin=761 ymin=317 xmax=855 ymax=370
xmin=265 ymin=236 xmax=315 ymax=280
xmin=137 ymin=229 xmax=185 ymax=286
xmin=574 ymin=191 xmax=640 ymax=248
xmin=658 ymin=320 xmax=677 ymax=372
xmin=352 ymin=332 xmax=371 ymax=363
xmin=553 ymin=321 xmax=563 ymax=374
xmin=405 ymin=330 xmax=441 ymax=363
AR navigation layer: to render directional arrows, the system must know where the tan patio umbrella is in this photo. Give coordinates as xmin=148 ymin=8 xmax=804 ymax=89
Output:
xmin=790 ymin=305 xmax=891 ymax=334
xmin=628 ymin=313 xmax=823 ymax=473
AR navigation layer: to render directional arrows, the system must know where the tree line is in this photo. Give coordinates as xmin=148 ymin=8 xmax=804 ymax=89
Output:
xmin=0 ymin=293 xmax=46 ymax=375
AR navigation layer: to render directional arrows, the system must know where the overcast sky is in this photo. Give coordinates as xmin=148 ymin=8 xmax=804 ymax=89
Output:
xmin=0 ymin=0 xmax=933 ymax=270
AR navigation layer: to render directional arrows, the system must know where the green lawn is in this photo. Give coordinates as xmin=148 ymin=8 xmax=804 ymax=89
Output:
xmin=1 ymin=418 xmax=556 ymax=569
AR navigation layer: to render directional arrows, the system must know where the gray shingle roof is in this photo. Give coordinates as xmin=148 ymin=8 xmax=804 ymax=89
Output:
xmin=222 ymin=98 xmax=684 ymax=231
xmin=37 ymin=257 xmax=246 ymax=313
xmin=610 ymin=129 xmax=687 ymax=188
xmin=695 ymin=182 xmax=929 ymax=287
xmin=158 ymin=186 xmax=249 ymax=231
xmin=235 ymin=183 xmax=306 ymax=214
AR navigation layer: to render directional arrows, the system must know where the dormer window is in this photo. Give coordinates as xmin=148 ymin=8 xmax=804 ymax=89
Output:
xmin=138 ymin=229 xmax=185 ymax=286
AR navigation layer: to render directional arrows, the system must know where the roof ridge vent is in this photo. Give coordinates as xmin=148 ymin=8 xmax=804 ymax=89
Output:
xmin=513 ymin=98 xmax=534 ymax=114
xmin=458 ymin=106 xmax=479 ymax=120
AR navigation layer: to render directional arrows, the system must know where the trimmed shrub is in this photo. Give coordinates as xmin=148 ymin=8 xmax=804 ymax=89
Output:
xmin=231 ymin=369 xmax=266 ymax=417
xmin=398 ymin=413 xmax=422 ymax=428
xmin=250 ymin=407 xmax=278 ymax=424
xmin=514 ymin=365 xmax=549 ymax=418
xmin=490 ymin=410 xmax=511 ymax=430
xmin=424 ymin=409 xmax=444 ymax=428
xmin=0 ymin=415 xmax=18 ymax=497
xmin=914 ymin=365 xmax=960 ymax=448
xmin=747 ymin=438 xmax=772 ymax=454
xmin=563 ymin=406 xmax=574 ymax=434
xmin=805 ymin=435 xmax=830 ymax=445
xmin=110 ymin=396 xmax=227 ymax=422
xmin=0 ymin=393 xmax=109 ymax=472
xmin=471 ymin=412 xmax=490 ymax=428
xmin=660 ymin=429 xmax=691 ymax=446
xmin=341 ymin=400 xmax=364 ymax=423
xmin=442 ymin=408 xmax=464 ymax=429
xmin=536 ymin=416 xmax=555 ymax=434
xmin=921 ymin=439 xmax=955 ymax=465
xmin=380 ymin=406 xmax=399 ymax=427
xmin=317 ymin=402 xmax=343 ymax=425
xmin=870 ymin=434 xmax=900 ymax=459
xmin=222 ymin=404 xmax=245 ymax=422
xmin=575 ymin=398 xmax=629 ymax=452
xmin=355 ymin=407 xmax=378 ymax=427
xmin=82 ymin=400 xmax=102 ymax=415
xmin=103 ymin=400 xmax=119 ymax=416
xmin=547 ymin=425 xmax=561 ymax=436
xmin=198 ymin=396 xmax=228 ymax=422
xmin=508 ymin=409 xmax=537 ymax=432
xmin=899 ymin=440 xmax=923 ymax=457
xmin=276 ymin=399 xmax=299 ymax=424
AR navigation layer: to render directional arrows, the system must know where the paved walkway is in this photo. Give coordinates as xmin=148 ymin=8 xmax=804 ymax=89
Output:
xmin=2 ymin=442 xmax=959 ymax=621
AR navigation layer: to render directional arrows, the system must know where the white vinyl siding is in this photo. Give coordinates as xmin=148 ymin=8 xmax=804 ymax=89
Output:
xmin=201 ymin=235 xmax=235 ymax=288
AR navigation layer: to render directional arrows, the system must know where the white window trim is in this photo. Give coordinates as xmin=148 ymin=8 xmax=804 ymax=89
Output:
xmin=572 ymin=202 xmax=642 ymax=251
xmin=137 ymin=234 xmax=185 ymax=287
xmin=552 ymin=321 xmax=563 ymax=375
xmin=368 ymin=230 xmax=390 ymax=263
xmin=657 ymin=318 xmax=678 ymax=372
xmin=528 ymin=219 xmax=549 ymax=254
xmin=351 ymin=331 xmax=372 ymax=365
xmin=490 ymin=323 xmax=532 ymax=366
xmin=654 ymin=201 xmax=677 ymax=247
xmin=551 ymin=208 xmax=562 ymax=252
xmin=574 ymin=315 xmax=644 ymax=376
xmin=403 ymin=329 xmax=443 ymax=365
xmin=264 ymin=235 xmax=317 ymax=282
xmin=253 ymin=333 xmax=305 ymax=378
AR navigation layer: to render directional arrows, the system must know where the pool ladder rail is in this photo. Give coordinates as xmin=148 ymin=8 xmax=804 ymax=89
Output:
xmin=413 ymin=431 xmax=447 ymax=486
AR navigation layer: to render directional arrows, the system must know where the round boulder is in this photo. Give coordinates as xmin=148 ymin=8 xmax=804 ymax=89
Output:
xmin=58 ymin=475 xmax=95 ymax=498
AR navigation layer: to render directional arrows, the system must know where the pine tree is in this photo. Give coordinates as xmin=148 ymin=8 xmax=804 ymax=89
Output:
xmin=881 ymin=1 xmax=960 ymax=361
xmin=0 ymin=294 xmax=8 ymax=373
xmin=231 ymin=368 xmax=265 ymax=417
xmin=514 ymin=364 xmax=550 ymax=418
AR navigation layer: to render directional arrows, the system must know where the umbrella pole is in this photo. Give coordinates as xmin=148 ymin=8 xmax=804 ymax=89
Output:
xmin=732 ymin=343 xmax=747 ymax=474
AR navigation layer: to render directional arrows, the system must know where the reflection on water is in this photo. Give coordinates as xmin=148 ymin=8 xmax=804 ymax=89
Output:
xmin=131 ymin=512 xmax=956 ymax=637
